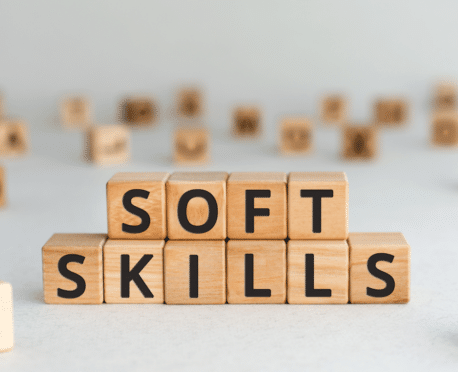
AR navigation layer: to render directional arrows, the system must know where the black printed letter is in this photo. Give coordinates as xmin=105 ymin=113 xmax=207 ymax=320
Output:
xmin=57 ymin=254 xmax=86 ymax=299
xmin=305 ymin=254 xmax=331 ymax=297
xmin=122 ymin=189 xmax=151 ymax=234
xmin=300 ymin=190 xmax=333 ymax=233
xmin=178 ymin=190 xmax=218 ymax=234
xmin=245 ymin=254 xmax=271 ymax=297
xmin=245 ymin=190 xmax=270 ymax=233
xmin=121 ymin=254 xmax=154 ymax=298
xmin=366 ymin=253 xmax=395 ymax=297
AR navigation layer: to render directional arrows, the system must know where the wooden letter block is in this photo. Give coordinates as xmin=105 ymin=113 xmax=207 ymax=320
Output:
xmin=177 ymin=89 xmax=203 ymax=118
xmin=349 ymin=232 xmax=410 ymax=304
xmin=121 ymin=97 xmax=158 ymax=126
xmin=279 ymin=117 xmax=313 ymax=154
xmin=227 ymin=240 xmax=286 ymax=304
xmin=167 ymin=172 xmax=228 ymax=240
xmin=164 ymin=240 xmax=226 ymax=304
xmin=287 ymin=240 xmax=348 ymax=304
xmin=61 ymin=96 xmax=91 ymax=128
xmin=227 ymin=172 xmax=287 ymax=239
xmin=432 ymin=111 xmax=458 ymax=146
xmin=173 ymin=127 xmax=209 ymax=164
xmin=0 ymin=120 xmax=29 ymax=157
xmin=107 ymin=172 xmax=169 ymax=240
xmin=233 ymin=107 xmax=261 ymax=137
xmin=104 ymin=240 xmax=164 ymax=304
xmin=42 ymin=233 xmax=106 ymax=304
xmin=0 ymin=282 xmax=13 ymax=352
xmin=342 ymin=125 xmax=377 ymax=160
xmin=435 ymin=82 xmax=456 ymax=110
xmin=0 ymin=166 xmax=5 ymax=208
xmin=375 ymin=99 xmax=408 ymax=125
xmin=85 ymin=124 xmax=130 ymax=165
xmin=321 ymin=95 xmax=346 ymax=123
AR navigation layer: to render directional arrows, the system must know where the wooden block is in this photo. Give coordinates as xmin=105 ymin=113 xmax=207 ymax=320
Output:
xmin=374 ymin=99 xmax=408 ymax=125
xmin=107 ymin=172 xmax=169 ymax=240
xmin=349 ymin=232 xmax=410 ymax=304
xmin=104 ymin=239 xmax=165 ymax=303
xmin=321 ymin=95 xmax=346 ymax=123
xmin=166 ymin=172 xmax=228 ymax=240
xmin=227 ymin=172 xmax=287 ymax=239
xmin=0 ymin=282 xmax=14 ymax=352
xmin=287 ymin=240 xmax=348 ymax=304
xmin=164 ymin=240 xmax=226 ymax=304
xmin=0 ymin=120 xmax=29 ymax=157
xmin=435 ymin=82 xmax=456 ymax=110
xmin=84 ymin=124 xmax=130 ymax=165
xmin=42 ymin=233 xmax=106 ymax=304
xmin=233 ymin=107 xmax=261 ymax=137
xmin=288 ymin=172 xmax=348 ymax=240
xmin=173 ymin=127 xmax=209 ymax=164
xmin=0 ymin=166 xmax=5 ymax=208
xmin=432 ymin=110 xmax=458 ymax=146
xmin=227 ymin=240 xmax=286 ymax=304
xmin=177 ymin=89 xmax=203 ymax=118
xmin=279 ymin=117 xmax=313 ymax=154
xmin=342 ymin=125 xmax=377 ymax=160
xmin=120 ymin=97 xmax=158 ymax=126
xmin=61 ymin=96 xmax=91 ymax=128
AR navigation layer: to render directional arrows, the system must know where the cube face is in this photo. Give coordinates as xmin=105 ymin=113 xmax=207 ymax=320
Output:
xmin=288 ymin=172 xmax=348 ymax=240
xmin=432 ymin=111 xmax=458 ymax=146
xmin=233 ymin=107 xmax=261 ymax=137
xmin=435 ymin=83 xmax=456 ymax=110
xmin=321 ymin=96 xmax=346 ymax=123
xmin=0 ymin=120 xmax=29 ymax=157
xmin=104 ymin=240 xmax=164 ymax=304
xmin=0 ymin=167 xmax=5 ymax=208
xmin=279 ymin=118 xmax=312 ymax=154
xmin=121 ymin=98 xmax=157 ymax=126
xmin=61 ymin=97 xmax=91 ymax=128
xmin=107 ymin=172 xmax=169 ymax=240
xmin=227 ymin=172 xmax=287 ymax=239
xmin=349 ymin=232 xmax=410 ymax=304
xmin=42 ymin=233 xmax=106 ymax=304
xmin=287 ymin=240 xmax=348 ymax=304
xmin=227 ymin=240 xmax=286 ymax=304
xmin=342 ymin=126 xmax=377 ymax=160
xmin=0 ymin=282 xmax=14 ymax=352
xmin=85 ymin=124 xmax=130 ymax=165
xmin=164 ymin=240 xmax=226 ymax=304
xmin=166 ymin=172 xmax=228 ymax=240
xmin=177 ymin=89 xmax=203 ymax=118
xmin=174 ymin=127 xmax=209 ymax=164
xmin=375 ymin=99 xmax=408 ymax=125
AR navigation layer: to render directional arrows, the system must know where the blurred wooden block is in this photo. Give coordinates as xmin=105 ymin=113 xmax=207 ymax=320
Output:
xmin=375 ymin=99 xmax=408 ymax=125
xmin=288 ymin=172 xmax=348 ymax=240
xmin=349 ymin=232 xmax=410 ymax=304
xmin=227 ymin=172 xmax=287 ymax=239
xmin=42 ymin=233 xmax=106 ymax=304
xmin=107 ymin=172 xmax=169 ymax=240
xmin=0 ymin=282 xmax=13 ymax=352
xmin=321 ymin=95 xmax=346 ymax=123
xmin=432 ymin=111 xmax=458 ymax=146
xmin=0 ymin=166 xmax=5 ymax=208
xmin=121 ymin=97 xmax=158 ymax=126
xmin=435 ymin=82 xmax=456 ymax=110
xmin=233 ymin=107 xmax=261 ymax=137
xmin=164 ymin=240 xmax=226 ymax=304
xmin=85 ymin=124 xmax=130 ymax=165
xmin=287 ymin=240 xmax=348 ymax=304
xmin=173 ymin=127 xmax=209 ymax=164
xmin=279 ymin=117 xmax=312 ymax=154
xmin=166 ymin=172 xmax=228 ymax=240
xmin=104 ymin=240 xmax=165 ymax=303
xmin=342 ymin=125 xmax=377 ymax=160
xmin=61 ymin=96 xmax=91 ymax=128
xmin=227 ymin=240 xmax=286 ymax=304
xmin=177 ymin=89 xmax=203 ymax=118
xmin=0 ymin=120 xmax=29 ymax=157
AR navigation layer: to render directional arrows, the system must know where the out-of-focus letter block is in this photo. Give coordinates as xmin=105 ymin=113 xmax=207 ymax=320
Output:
xmin=121 ymin=97 xmax=158 ymax=126
xmin=342 ymin=125 xmax=377 ymax=160
xmin=42 ymin=233 xmax=106 ymax=304
xmin=432 ymin=111 xmax=458 ymax=146
xmin=104 ymin=240 xmax=164 ymax=304
xmin=227 ymin=240 xmax=286 ymax=304
xmin=288 ymin=172 xmax=348 ymax=240
xmin=0 ymin=120 xmax=29 ymax=157
xmin=227 ymin=172 xmax=287 ymax=239
xmin=0 ymin=282 xmax=13 ymax=352
xmin=164 ymin=240 xmax=226 ymax=304
xmin=233 ymin=107 xmax=261 ymax=137
xmin=435 ymin=82 xmax=456 ymax=110
xmin=177 ymin=89 xmax=203 ymax=118
xmin=321 ymin=95 xmax=346 ymax=123
xmin=107 ymin=172 xmax=169 ymax=240
xmin=375 ymin=99 xmax=408 ymax=126
xmin=61 ymin=96 xmax=91 ymax=128
xmin=0 ymin=166 xmax=6 ymax=208
xmin=279 ymin=118 xmax=312 ymax=154
xmin=349 ymin=232 xmax=410 ymax=304
xmin=166 ymin=172 xmax=228 ymax=240
xmin=85 ymin=124 xmax=130 ymax=165
xmin=287 ymin=240 xmax=348 ymax=304
xmin=173 ymin=127 xmax=209 ymax=164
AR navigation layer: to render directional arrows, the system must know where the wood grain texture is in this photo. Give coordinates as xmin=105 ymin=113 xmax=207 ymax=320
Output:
xmin=164 ymin=240 xmax=226 ymax=304
xmin=0 ymin=119 xmax=29 ymax=157
xmin=107 ymin=172 xmax=169 ymax=240
xmin=84 ymin=124 xmax=130 ymax=165
xmin=435 ymin=82 xmax=456 ymax=110
xmin=342 ymin=125 xmax=377 ymax=160
xmin=0 ymin=282 xmax=14 ymax=352
xmin=321 ymin=95 xmax=346 ymax=123
xmin=287 ymin=240 xmax=348 ymax=304
xmin=104 ymin=240 xmax=165 ymax=304
xmin=374 ymin=98 xmax=408 ymax=126
xmin=226 ymin=240 xmax=286 ymax=304
xmin=173 ymin=127 xmax=209 ymax=164
xmin=288 ymin=172 xmax=348 ymax=240
xmin=349 ymin=232 xmax=410 ymax=304
xmin=177 ymin=88 xmax=203 ymax=118
xmin=279 ymin=117 xmax=313 ymax=155
xmin=432 ymin=110 xmax=458 ymax=146
xmin=61 ymin=96 xmax=91 ymax=129
xmin=42 ymin=233 xmax=106 ymax=304
xmin=166 ymin=172 xmax=228 ymax=240
xmin=233 ymin=106 xmax=261 ymax=137
xmin=120 ymin=97 xmax=158 ymax=126
xmin=227 ymin=172 xmax=287 ymax=239
xmin=0 ymin=166 xmax=6 ymax=208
